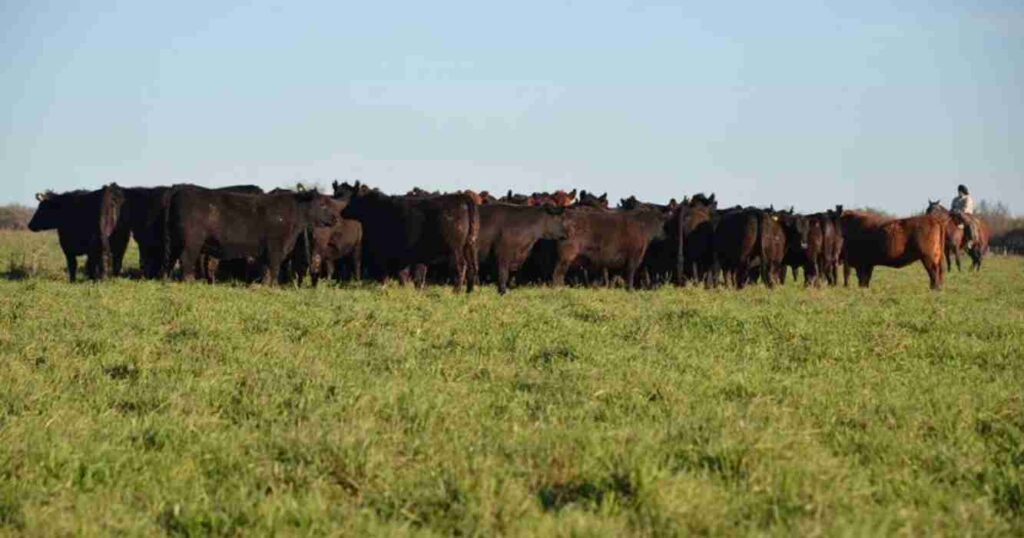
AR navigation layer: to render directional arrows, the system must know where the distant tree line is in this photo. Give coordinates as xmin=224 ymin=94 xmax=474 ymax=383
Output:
xmin=0 ymin=204 xmax=33 ymax=230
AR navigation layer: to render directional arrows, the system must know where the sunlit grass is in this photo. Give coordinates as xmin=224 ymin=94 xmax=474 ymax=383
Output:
xmin=1 ymin=231 xmax=1022 ymax=535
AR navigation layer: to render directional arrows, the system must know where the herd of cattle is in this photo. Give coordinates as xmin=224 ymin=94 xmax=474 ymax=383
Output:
xmin=27 ymin=182 xmax=990 ymax=292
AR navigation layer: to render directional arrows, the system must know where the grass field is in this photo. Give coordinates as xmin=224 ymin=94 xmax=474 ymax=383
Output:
xmin=1 ymin=230 xmax=1022 ymax=536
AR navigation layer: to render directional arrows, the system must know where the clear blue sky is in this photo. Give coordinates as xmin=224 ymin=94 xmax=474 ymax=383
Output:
xmin=2 ymin=0 xmax=1022 ymax=215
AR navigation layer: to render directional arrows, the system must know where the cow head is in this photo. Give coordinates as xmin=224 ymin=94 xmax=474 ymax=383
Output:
xmin=298 ymin=191 xmax=339 ymax=227
xmin=619 ymin=195 xmax=641 ymax=210
xmin=463 ymin=190 xmax=483 ymax=205
xmin=540 ymin=206 xmax=569 ymax=240
xmin=28 ymin=190 xmax=62 ymax=231
xmin=688 ymin=193 xmax=717 ymax=211
xmin=332 ymin=180 xmax=372 ymax=201
xmin=478 ymin=191 xmax=496 ymax=204
xmin=550 ymin=189 xmax=576 ymax=207
xmin=780 ymin=213 xmax=810 ymax=251
xmin=577 ymin=190 xmax=608 ymax=209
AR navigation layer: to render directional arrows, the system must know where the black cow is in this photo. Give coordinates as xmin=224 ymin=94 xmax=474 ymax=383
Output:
xmin=120 ymin=184 xmax=264 ymax=279
xmin=778 ymin=211 xmax=810 ymax=284
xmin=478 ymin=204 xmax=568 ymax=294
xmin=553 ymin=206 xmax=674 ymax=290
xmin=28 ymin=184 xmax=128 ymax=282
xmin=333 ymin=181 xmax=479 ymax=292
xmin=164 ymin=188 xmax=337 ymax=284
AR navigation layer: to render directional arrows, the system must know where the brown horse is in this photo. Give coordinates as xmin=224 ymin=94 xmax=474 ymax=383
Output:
xmin=924 ymin=200 xmax=989 ymax=272
xmin=840 ymin=210 xmax=946 ymax=290
xmin=925 ymin=200 xmax=968 ymax=272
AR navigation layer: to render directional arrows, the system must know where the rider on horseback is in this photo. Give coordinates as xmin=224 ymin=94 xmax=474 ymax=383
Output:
xmin=951 ymin=184 xmax=979 ymax=249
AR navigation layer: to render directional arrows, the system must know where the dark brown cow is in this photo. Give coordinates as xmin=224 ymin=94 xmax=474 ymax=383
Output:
xmin=28 ymin=184 xmax=128 ymax=281
xmin=529 ymin=189 xmax=577 ymax=207
xmin=614 ymin=196 xmax=683 ymax=287
xmin=333 ymin=181 xmax=479 ymax=292
xmin=821 ymin=205 xmax=844 ymax=285
xmin=712 ymin=207 xmax=785 ymax=288
xmin=120 ymin=184 xmax=265 ymax=279
xmin=164 ymin=188 xmax=338 ymax=285
xmin=478 ymin=204 xmax=568 ymax=294
xmin=679 ymin=194 xmax=717 ymax=286
xmin=501 ymin=190 xmax=531 ymax=205
xmin=840 ymin=211 xmax=946 ymax=290
xmin=286 ymin=197 xmax=363 ymax=287
xmin=306 ymin=220 xmax=363 ymax=286
xmin=577 ymin=190 xmax=609 ymax=209
xmin=552 ymin=207 xmax=673 ymax=290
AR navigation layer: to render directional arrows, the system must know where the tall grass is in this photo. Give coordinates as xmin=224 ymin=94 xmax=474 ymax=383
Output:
xmin=0 ymin=231 xmax=1022 ymax=535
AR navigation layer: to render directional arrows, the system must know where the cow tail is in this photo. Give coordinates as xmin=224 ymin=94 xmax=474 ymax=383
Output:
xmin=675 ymin=207 xmax=685 ymax=286
xmin=757 ymin=211 xmax=769 ymax=285
xmin=162 ymin=190 xmax=173 ymax=279
xmin=465 ymin=195 xmax=480 ymax=288
xmin=303 ymin=225 xmax=313 ymax=280
xmin=98 ymin=186 xmax=113 ymax=278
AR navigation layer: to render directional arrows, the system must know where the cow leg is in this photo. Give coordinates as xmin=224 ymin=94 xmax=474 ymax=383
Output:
xmin=264 ymin=254 xmax=282 ymax=287
xmin=855 ymin=265 xmax=873 ymax=288
xmin=178 ymin=247 xmax=201 ymax=283
xmin=760 ymin=263 xmax=774 ymax=289
xmin=64 ymin=254 xmax=78 ymax=283
xmin=552 ymin=259 xmax=571 ymax=287
xmin=625 ymin=259 xmax=642 ymax=291
xmin=352 ymin=249 xmax=362 ymax=282
xmin=451 ymin=250 xmax=466 ymax=292
xmin=497 ymin=258 xmax=511 ymax=295
xmin=413 ymin=264 xmax=429 ymax=289
xmin=204 ymin=257 xmax=219 ymax=285
xmin=398 ymin=267 xmax=412 ymax=286
xmin=843 ymin=263 xmax=851 ymax=287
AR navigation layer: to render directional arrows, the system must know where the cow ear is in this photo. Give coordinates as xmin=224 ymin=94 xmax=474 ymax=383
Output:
xmin=35 ymin=192 xmax=45 ymax=202
xmin=669 ymin=198 xmax=678 ymax=209
xmin=569 ymin=189 xmax=577 ymax=197
xmin=709 ymin=193 xmax=716 ymax=203
xmin=600 ymin=193 xmax=607 ymax=201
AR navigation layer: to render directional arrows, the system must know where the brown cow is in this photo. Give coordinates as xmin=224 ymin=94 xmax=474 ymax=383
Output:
xmin=477 ymin=204 xmax=568 ymax=294
xmin=552 ymin=206 xmax=673 ymax=290
xmin=840 ymin=211 xmax=946 ymax=290
xmin=712 ymin=207 xmax=785 ymax=289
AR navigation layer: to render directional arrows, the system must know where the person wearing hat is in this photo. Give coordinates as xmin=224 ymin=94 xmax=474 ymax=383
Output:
xmin=951 ymin=184 xmax=978 ymax=249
